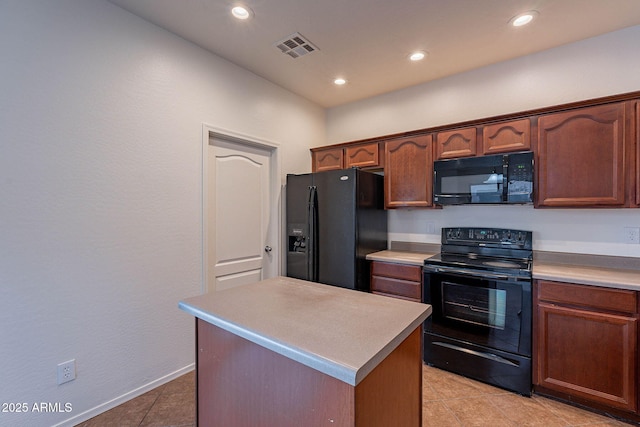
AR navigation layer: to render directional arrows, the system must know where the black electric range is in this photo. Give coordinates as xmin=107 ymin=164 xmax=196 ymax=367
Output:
xmin=422 ymin=227 xmax=534 ymax=396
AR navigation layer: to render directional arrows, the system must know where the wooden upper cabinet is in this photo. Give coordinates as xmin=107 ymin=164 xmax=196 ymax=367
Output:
xmin=482 ymin=119 xmax=531 ymax=154
xmin=384 ymin=135 xmax=433 ymax=208
xmin=345 ymin=142 xmax=382 ymax=169
xmin=435 ymin=127 xmax=477 ymax=159
xmin=537 ymin=102 xmax=628 ymax=207
xmin=312 ymin=147 xmax=343 ymax=172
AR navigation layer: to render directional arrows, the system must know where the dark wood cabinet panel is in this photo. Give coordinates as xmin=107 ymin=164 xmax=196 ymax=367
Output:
xmin=371 ymin=277 xmax=421 ymax=300
xmin=537 ymin=280 xmax=637 ymax=314
xmin=372 ymin=262 xmax=422 ymax=282
xmin=312 ymin=147 xmax=343 ymax=172
xmin=534 ymin=280 xmax=638 ymax=414
xmin=536 ymin=303 xmax=637 ymax=412
xmin=197 ymin=319 xmax=353 ymax=426
xmin=354 ymin=328 xmax=423 ymax=427
xmin=197 ymin=318 xmax=423 ymax=426
xmin=436 ymin=127 xmax=477 ymax=159
xmin=384 ymin=135 xmax=433 ymax=208
xmin=482 ymin=119 xmax=531 ymax=154
xmin=537 ymin=103 xmax=628 ymax=207
xmin=345 ymin=142 xmax=382 ymax=169
xmin=636 ymin=101 xmax=639 ymax=206
xmin=371 ymin=261 xmax=422 ymax=302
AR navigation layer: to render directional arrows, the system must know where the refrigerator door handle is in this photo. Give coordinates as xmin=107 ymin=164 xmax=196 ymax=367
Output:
xmin=307 ymin=186 xmax=318 ymax=282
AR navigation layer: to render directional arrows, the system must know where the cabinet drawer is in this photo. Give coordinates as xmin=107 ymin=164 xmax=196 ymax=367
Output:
xmin=371 ymin=276 xmax=421 ymax=300
xmin=537 ymin=280 xmax=637 ymax=315
xmin=371 ymin=262 xmax=422 ymax=282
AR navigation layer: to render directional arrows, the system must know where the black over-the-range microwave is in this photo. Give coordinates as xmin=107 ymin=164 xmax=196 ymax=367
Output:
xmin=433 ymin=151 xmax=534 ymax=205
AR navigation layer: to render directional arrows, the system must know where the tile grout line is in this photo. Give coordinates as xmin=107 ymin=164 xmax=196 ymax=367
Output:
xmin=137 ymin=387 xmax=166 ymax=427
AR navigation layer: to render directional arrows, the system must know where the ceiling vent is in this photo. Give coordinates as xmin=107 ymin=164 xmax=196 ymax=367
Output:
xmin=274 ymin=32 xmax=318 ymax=59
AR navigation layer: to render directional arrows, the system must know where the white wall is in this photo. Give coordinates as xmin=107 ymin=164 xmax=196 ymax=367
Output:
xmin=327 ymin=25 xmax=640 ymax=258
xmin=0 ymin=1 xmax=323 ymax=426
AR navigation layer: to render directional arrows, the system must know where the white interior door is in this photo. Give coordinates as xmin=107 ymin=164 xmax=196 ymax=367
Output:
xmin=206 ymin=132 xmax=278 ymax=292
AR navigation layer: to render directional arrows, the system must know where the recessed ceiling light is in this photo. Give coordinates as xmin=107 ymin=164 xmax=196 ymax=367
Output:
xmin=409 ymin=51 xmax=427 ymax=61
xmin=333 ymin=78 xmax=347 ymax=86
xmin=511 ymin=11 xmax=538 ymax=27
xmin=231 ymin=5 xmax=253 ymax=20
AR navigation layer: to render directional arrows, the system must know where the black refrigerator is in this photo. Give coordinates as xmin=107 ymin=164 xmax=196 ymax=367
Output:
xmin=286 ymin=168 xmax=387 ymax=291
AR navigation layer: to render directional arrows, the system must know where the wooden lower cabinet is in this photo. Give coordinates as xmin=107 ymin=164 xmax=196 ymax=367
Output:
xmin=197 ymin=319 xmax=423 ymax=426
xmin=534 ymin=280 xmax=638 ymax=416
xmin=371 ymin=261 xmax=422 ymax=302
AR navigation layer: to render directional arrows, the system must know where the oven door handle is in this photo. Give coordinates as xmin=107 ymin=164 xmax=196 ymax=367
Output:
xmin=424 ymin=265 xmax=520 ymax=281
xmin=432 ymin=341 xmax=520 ymax=368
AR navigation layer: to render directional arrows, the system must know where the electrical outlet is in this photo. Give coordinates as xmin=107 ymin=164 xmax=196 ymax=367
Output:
xmin=623 ymin=227 xmax=640 ymax=244
xmin=426 ymin=222 xmax=436 ymax=234
xmin=57 ymin=359 xmax=76 ymax=385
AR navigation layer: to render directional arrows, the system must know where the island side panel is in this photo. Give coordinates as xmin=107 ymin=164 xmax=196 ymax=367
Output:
xmin=354 ymin=327 xmax=422 ymax=427
xmin=196 ymin=318 xmax=355 ymax=426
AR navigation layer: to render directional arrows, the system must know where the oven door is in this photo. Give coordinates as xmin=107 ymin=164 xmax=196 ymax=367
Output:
xmin=423 ymin=265 xmax=531 ymax=356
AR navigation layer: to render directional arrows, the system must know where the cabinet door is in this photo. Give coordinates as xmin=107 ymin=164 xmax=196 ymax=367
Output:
xmin=384 ymin=135 xmax=433 ymax=208
xmin=312 ymin=148 xmax=343 ymax=172
xmin=537 ymin=103 xmax=627 ymax=207
xmin=536 ymin=302 xmax=637 ymax=412
xmin=435 ymin=127 xmax=477 ymax=159
xmin=345 ymin=142 xmax=381 ymax=169
xmin=482 ymin=119 xmax=531 ymax=154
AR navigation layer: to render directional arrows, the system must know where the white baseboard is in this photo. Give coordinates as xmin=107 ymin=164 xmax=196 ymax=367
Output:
xmin=52 ymin=364 xmax=195 ymax=427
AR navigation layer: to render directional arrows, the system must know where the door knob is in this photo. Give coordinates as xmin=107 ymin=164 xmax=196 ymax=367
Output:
xmin=264 ymin=246 xmax=272 ymax=253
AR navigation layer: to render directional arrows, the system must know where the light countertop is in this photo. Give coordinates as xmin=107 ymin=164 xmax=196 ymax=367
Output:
xmin=179 ymin=276 xmax=431 ymax=386
xmin=366 ymin=250 xmax=436 ymax=266
xmin=368 ymin=249 xmax=640 ymax=291
xmin=533 ymin=262 xmax=640 ymax=291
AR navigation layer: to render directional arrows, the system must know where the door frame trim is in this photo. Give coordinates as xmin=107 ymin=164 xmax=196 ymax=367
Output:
xmin=201 ymin=123 xmax=282 ymax=293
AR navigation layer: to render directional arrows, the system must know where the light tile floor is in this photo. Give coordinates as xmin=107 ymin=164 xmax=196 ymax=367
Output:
xmin=77 ymin=365 xmax=636 ymax=426
xmin=423 ymin=365 xmax=635 ymax=426
xmin=76 ymin=371 xmax=195 ymax=427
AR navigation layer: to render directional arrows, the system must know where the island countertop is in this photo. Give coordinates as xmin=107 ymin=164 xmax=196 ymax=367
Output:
xmin=179 ymin=276 xmax=431 ymax=386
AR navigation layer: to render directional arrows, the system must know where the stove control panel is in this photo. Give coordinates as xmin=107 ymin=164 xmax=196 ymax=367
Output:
xmin=442 ymin=227 xmax=532 ymax=249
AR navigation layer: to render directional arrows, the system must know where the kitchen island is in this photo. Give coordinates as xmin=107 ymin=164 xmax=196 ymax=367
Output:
xmin=179 ymin=276 xmax=431 ymax=426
